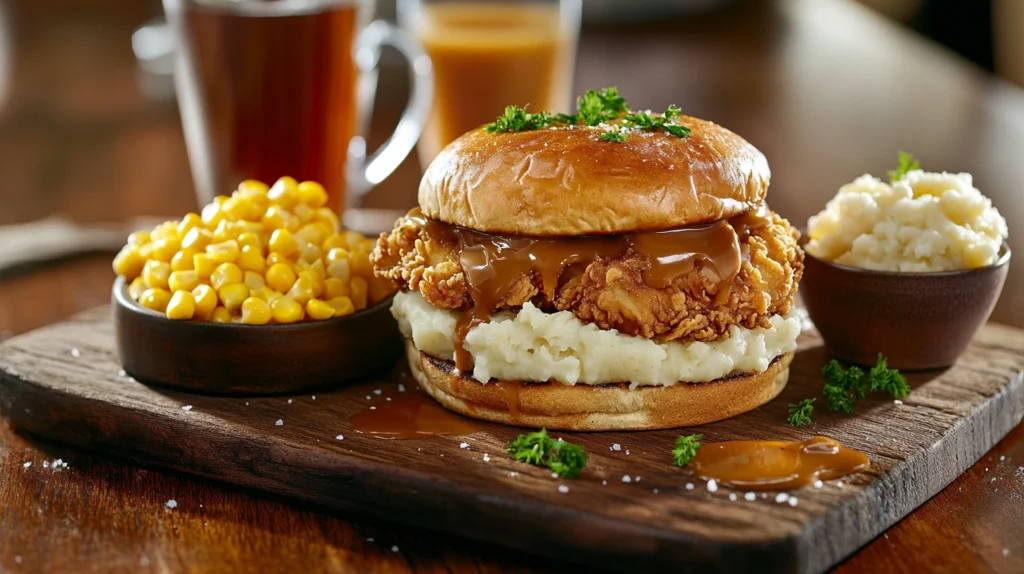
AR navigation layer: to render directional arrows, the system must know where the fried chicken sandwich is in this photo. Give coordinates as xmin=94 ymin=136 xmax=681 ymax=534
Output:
xmin=372 ymin=88 xmax=804 ymax=431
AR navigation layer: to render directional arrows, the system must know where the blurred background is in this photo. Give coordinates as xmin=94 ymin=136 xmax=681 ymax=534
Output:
xmin=1 ymin=0 xmax=1022 ymax=333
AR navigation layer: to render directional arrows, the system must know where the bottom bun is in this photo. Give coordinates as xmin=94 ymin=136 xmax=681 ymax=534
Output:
xmin=405 ymin=340 xmax=793 ymax=431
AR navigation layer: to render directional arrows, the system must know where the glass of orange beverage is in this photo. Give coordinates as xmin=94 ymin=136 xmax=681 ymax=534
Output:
xmin=397 ymin=0 xmax=581 ymax=165
xmin=163 ymin=0 xmax=434 ymax=213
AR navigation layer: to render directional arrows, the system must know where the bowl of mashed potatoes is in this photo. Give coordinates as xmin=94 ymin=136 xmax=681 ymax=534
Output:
xmin=800 ymin=162 xmax=1010 ymax=369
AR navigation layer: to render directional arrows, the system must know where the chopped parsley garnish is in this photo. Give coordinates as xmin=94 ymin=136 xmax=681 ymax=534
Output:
xmin=887 ymin=150 xmax=921 ymax=183
xmin=671 ymin=434 xmax=703 ymax=467
xmin=787 ymin=398 xmax=816 ymax=427
xmin=622 ymin=105 xmax=691 ymax=139
xmin=599 ymin=129 xmax=627 ymax=143
xmin=484 ymin=87 xmax=688 ymax=142
xmin=485 ymin=105 xmax=554 ymax=133
xmin=506 ymin=428 xmax=588 ymax=478
xmin=822 ymin=354 xmax=909 ymax=414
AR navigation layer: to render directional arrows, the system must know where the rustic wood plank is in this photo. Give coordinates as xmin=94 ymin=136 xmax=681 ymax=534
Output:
xmin=0 ymin=307 xmax=1021 ymax=573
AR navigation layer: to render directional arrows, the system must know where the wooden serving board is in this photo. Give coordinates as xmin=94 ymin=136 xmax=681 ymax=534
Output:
xmin=1 ymin=307 xmax=1022 ymax=574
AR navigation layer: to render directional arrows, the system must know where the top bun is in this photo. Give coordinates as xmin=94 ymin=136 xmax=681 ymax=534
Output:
xmin=418 ymin=115 xmax=770 ymax=236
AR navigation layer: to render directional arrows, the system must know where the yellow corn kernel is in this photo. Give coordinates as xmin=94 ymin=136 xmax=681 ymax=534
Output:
xmin=150 ymin=221 xmax=179 ymax=241
xmin=176 ymin=212 xmax=203 ymax=236
xmin=326 ymin=258 xmax=350 ymax=282
xmin=193 ymin=253 xmax=217 ymax=280
xmin=321 ymin=233 xmax=347 ymax=252
xmin=127 ymin=230 xmax=151 ymax=247
xmin=349 ymin=252 xmax=374 ymax=280
xmin=265 ymin=263 xmax=297 ymax=293
xmin=287 ymin=275 xmax=316 ymax=305
xmin=220 ymin=197 xmax=250 ymax=222
xmin=169 ymin=270 xmax=200 ymax=293
xmin=268 ymin=228 xmax=298 ymax=256
xmin=305 ymin=258 xmax=326 ymax=282
xmin=296 ymin=222 xmax=333 ymax=246
xmin=214 ymin=195 xmax=229 ymax=205
xmin=265 ymin=252 xmax=293 ymax=268
xmin=270 ymin=295 xmax=304 ymax=323
xmin=268 ymin=176 xmax=299 ymax=209
xmin=211 ymin=262 xmax=243 ymax=291
xmin=240 ymin=297 xmax=272 ymax=325
xmin=211 ymin=306 xmax=232 ymax=323
xmin=298 ymin=270 xmax=324 ymax=298
xmin=237 ymin=245 xmax=266 ymax=273
xmin=206 ymin=239 xmax=240 ymax=263
xmin=238 ymin=179 xmax=269 ymax=197
xmin=150 ymin=236 xmax=181 ymax=263
xmin=166 ymin=290 xmax=196 ymax=320
xmin=192 ymin=285 xmax=217 ymax=319
xmin=261 ymin=205 xmax=289 ymax=231
xmin=142 ymin=260 xmax=171 ymax=290
xmin=326 ymin=296 xmax=355 ymax=318
xmin=323 ymin=277 xmax=350 ymax=300
xmin=305 ymin=298 xmax=334 ymax=320
xmin=127 ymin=277 xmax=147 ymax=300
xmin=201 ymin=201 xmax=225 ymax=226
xmin=298 ymin=242 xmax=322 ymax=264
xmin=341 ymin=230 xmax=365 ymax=248
xmin=217 ymin=283 xmax=249 ymax=313
xmin=368 ymin=276 xmax=397 ymax=304
xmin=292 ymin=202 xmax=315 ymax=225
xmin=248 ymin=286 xmax=277 ymax=301
xmin=113 ymin=245 xmax=146 ymax=279
xmin=170 ymin=248 xmax=196 ymax=271
xmin=297 ymin=180 xmax=328 ymax=208
xmin=237 ymin=231 xmax=262 ymax=250
xmin=314 ymin=207 xmax=340 ymax=231
xmin=139 ymin=288 xmax=172 ymax=313
xmin=181 ymin=227 xmax=213 ymax=251
xmin=244 ymin=270 xmax=266 ymax=291
xmin=350 ymin=276 xmax=368 ymax=310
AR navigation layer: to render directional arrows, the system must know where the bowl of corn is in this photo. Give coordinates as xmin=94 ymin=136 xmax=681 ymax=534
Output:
xmin=111 ymin=177 xmax=401 ymax=394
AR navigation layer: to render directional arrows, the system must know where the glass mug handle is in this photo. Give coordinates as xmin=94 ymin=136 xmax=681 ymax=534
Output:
xmin=347 ymin=20 xmax=433 ymax=204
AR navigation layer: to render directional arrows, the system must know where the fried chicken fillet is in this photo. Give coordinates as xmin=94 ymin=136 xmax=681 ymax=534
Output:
xmin=371 ymin=207 xmax=803 ymax=343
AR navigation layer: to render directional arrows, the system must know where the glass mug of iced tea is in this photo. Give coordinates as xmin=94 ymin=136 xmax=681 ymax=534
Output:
xmin=163 ymin=0 xmax=432 ymax=212
xmin=397 ymin=0 xmax=581 ymax=165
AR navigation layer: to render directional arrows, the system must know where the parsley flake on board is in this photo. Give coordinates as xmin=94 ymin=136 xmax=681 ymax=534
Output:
xmin=671 ymin=434 xmax=703 ymax=467
xmin=887 ymin=150 xmax=921 ymax=183
xmin=506 ymin=428 xmax=588 ymax=478
xmin=787 ymin=398 xmax=816 ymax=427
xmin=822 ymin=354 xmax=908 ymax=414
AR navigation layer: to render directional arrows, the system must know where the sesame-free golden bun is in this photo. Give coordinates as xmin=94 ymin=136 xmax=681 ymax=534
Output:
xmin=418 ymin=116 xmax=770 ymax=236
xmin=406 ymin=341 xmax=792 ymax=431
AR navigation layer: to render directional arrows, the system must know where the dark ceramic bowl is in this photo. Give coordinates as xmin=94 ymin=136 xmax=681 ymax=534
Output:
xmin=112 ymin=277 xmax=402 ymax=394
xmin=800 ymin=241 xmax=1010 ymax=370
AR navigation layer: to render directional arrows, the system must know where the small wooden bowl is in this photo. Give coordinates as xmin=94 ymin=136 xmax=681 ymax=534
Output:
xmin=800 ymin=241 xmax=1010 ymax=370
xmin=112 ymin=277 xmax=402 ymax=394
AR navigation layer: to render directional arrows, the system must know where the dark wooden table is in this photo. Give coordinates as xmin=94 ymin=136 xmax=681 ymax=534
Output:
xmin=0 ymin=0 xmax=1021 ymax=572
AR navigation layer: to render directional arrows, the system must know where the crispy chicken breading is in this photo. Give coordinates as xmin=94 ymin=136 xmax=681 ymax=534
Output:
xmin=371 ymin=209 xmax=803 ymax=342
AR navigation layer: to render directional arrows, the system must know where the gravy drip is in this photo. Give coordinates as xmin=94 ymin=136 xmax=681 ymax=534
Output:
xmin=688 ymin=436 xmax=870 ymax=490
xmin=405 ymin=208 xmax=771 ymax=374
xmin=351 ymin=385 xmax=483 ymax=439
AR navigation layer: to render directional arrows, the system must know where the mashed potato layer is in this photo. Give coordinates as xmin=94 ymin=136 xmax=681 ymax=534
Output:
xmin=392 ymin=291 xmax=800 ymax=387
xmin=806 ymin=170 xmax=1008 ymax=272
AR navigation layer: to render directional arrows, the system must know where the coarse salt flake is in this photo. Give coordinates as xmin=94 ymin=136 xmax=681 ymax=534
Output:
xmin=374 ymin=389 xmax=382 ymax=396
xmin=182 ymin=405 xmax=193 ymax=411
xmin=788 ymin=497 xmax=799 ymax=507
xmin=558 ymin=485 xmax=569 ymax=494
xmin=611 ymin=443 xmax=621 ymax=451
xmin=287 ymin=399 xmax=293 ymax=404
xmin=776 ymin=493 xmax=789 ymax=503
xmin=813 ymin=480 xmax=823 ymax=489
xmin=894 ymin=400 xmax=903 ymax=405
xmin=483 ymin=454 xmax=490 ymax=462
xmin=336 ymin=435 xmax=344 ymax=440
xmin=622 ymin=475 xmax=632 ymax=483
xmin=391 ymin=545 xmax=399 ymax=553
xmin=165 ymin=500 xmax=177 ymax=509
xmin=685 ymin=483 xmax=694 ymax=490
xmin=23 ymin=462 xmax=31 ymax=468
xmin=275 ymin=419 xmax=283 ymax=426
xmin=459 ymin=442 xmax=470 ymax=449
xmin=729 ymin=493 xmax=737 ymax=501
xmin=70 ymin=348 xmax=81 ymax=358
xmin=707 ymin=479 xmax=718 ymax=492
xmin=398 ymin=384 xmax=406 ymax=392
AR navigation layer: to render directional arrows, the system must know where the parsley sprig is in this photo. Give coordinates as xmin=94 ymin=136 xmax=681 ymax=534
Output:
xmin=506 ymin=428 xmax=588 ymax=478
xmin=484 ymin=87 xmax=689 ymax=143
xmin=485 ymin=105 xmax=554 ymax=133
xmin=887 ymin=151 xmax=921 ymax=183
xmin=787 ymin=398 xmax=816 ymax=427
xmin=671 ymin=434 xmax=703 ymax=467
xmin=823 ymin=354 xmax=909 ymax=414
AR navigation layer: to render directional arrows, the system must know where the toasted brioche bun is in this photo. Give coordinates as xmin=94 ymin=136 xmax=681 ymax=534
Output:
xmin=405 ymin=340 xmax=792 ymax=431
xmin=418 ymin=117 xmax=770 ymax=236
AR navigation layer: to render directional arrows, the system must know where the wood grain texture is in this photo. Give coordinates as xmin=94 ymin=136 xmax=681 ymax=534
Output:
xmin=1 ymin=307 xmax=1021 ymax=573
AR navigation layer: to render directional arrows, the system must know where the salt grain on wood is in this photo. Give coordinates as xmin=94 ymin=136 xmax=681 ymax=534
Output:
xmin=182 ymin=405 xmax=192 ymax=411
xmin=275 ymin=419 xmax=283 ymax=426
xmin=745 ymin=492 xmax=756 ymax=501
xmin=558 ymin=485 xmax=569 ymax=494
xmin=336 ymin=435 xmax=344 ymax=440
xmin=165 ymin=500 xmax=177 ymax=509
xmin=707 ymin=479 xmax=718 ymax=492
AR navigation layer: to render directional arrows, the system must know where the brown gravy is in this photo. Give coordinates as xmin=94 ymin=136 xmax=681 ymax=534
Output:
xmin=406 ymin=207 xmax=771 ymax=374
xmin=688 ymin=436 xmax=870 ymax=490
xmin=351 ymin=387 xmax=483 ymax=439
